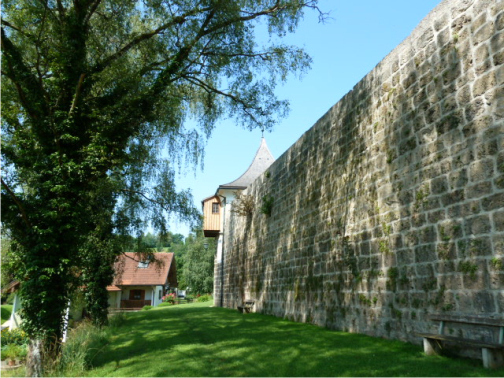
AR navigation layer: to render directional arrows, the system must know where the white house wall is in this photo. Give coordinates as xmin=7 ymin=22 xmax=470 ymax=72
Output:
xmin=152 ymin=286 xmax=164 ymax=306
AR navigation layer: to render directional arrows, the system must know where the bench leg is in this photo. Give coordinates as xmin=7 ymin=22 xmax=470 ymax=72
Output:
xmin=482 ymin=348 xmax=504 ymax=369
xmin=423 ymin=338 xmax=441 ymax=356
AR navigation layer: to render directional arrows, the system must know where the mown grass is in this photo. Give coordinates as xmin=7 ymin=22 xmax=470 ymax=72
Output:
xmin=1 ymin=304 xmax=13 ymax=324
xmin=79 ymin=302 xmax=504 ymax=377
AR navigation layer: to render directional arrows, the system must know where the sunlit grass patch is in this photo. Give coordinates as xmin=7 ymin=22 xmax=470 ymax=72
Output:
xmin=75 ymin=302 xmax=504 ymax=377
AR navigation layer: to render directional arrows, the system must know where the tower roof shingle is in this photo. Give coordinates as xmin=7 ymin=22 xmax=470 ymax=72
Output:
xmin=218 ymin=138 xmax=275 ymax=190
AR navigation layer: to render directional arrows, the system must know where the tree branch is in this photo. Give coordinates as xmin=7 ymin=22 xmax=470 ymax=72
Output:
xmin=1 ymin=178 xmax=32 ymax=228
xmin=183 ymin=75 xmax=260 ymax=123
xmin=120 ymin=188 xmax=173 ymax=212
xmin=56 ymin=0 xmax=66 ymax=18
xmin=1 ymin=20 xmax=32 ymax=37
xmin=83 ymin=0 xmax=102 ymax=26
xmin=90 ymin=7 xmax=210 ymax=75
xmin=1 ymin=28 xmax=49 ymax=121
xmin=68 ymin=73 xmax=86 ymax=115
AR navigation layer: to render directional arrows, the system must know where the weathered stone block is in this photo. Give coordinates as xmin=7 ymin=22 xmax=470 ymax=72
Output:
xmin=474 ymin=291 xmax=496 ymax=313
xmin=464 ymin=214 xmax=492 ymax=236
xmin=473 ymin=22 xmax=495 ymax=46
xmin=473 ymin=71 xmax=496 ymax=97
xmin=492 ymin=234 xmax=504 ymax=255
xmin=415 ymin=245 xmax=437 ymax=264
xmin=491 ymin=31 xmax=504 ymax=54
xmin=465 ymin=181 xmax=493 ymax=199
xmin=430 ymin=176 xmax=449 ymax=195
xmin=449 ymin=168 xmax=468 ymax=189
xmin=481 ymin=192 xmax=504 ymax=211
xmin=469 ymin=158 xmax=495 ymax=182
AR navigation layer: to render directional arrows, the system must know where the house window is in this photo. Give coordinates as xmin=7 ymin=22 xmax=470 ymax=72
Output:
xmin=129 ymin=290 xmax=145 ymax=300
xmin=138 ymin=261 xmax=149 ymax=268
xmin=138 ymin=256 xmax=151 ymax=268
xmin=159 ymin=290 xmax=162 ymax=300
xmin=212 ymin=202 xmax=219 ymax=214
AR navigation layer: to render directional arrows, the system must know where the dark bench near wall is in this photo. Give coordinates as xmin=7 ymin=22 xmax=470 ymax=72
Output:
xmin=416 ymin=314 xmax=504 ymax=369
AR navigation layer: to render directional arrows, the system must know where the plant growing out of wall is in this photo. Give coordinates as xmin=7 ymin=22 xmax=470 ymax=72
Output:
xmin=260 ymin=195 xmax=274 ymax=216
xmin=231 ymin=192 xmax=255 ymax=217
xmin=458 ymin=260 xmax=478 ymax=278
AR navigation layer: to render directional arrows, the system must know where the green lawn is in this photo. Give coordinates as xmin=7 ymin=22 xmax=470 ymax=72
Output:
xmin=1 ymin=304 xmax=13 ymax=324
xmin=81 ymin=302 xmax=504 ymax=377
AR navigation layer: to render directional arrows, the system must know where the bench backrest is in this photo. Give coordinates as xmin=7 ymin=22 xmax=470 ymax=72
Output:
xmin=429 ymin=314 xmax=504 ymax=327
xmin=429 ymin=314 xmax=504 ymax=344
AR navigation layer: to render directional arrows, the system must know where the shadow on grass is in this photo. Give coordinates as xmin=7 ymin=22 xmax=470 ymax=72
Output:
xmin=86 ymin=303 xmax=504 ymax=377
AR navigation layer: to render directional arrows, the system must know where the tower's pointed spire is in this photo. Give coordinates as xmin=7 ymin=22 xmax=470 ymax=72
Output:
xmin=219 ymin=138 xmax=275 ymax=190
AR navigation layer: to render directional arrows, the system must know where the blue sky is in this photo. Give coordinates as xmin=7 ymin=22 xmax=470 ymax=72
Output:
xmin=168 ymin=0 xmax=442 ymax=236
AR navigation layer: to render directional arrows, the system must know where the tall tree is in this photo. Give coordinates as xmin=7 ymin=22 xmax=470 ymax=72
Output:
xmin=183 ymin=230 xmax=216 ymax=295
xmin=1 ymin=0 xmax=322 ymax=375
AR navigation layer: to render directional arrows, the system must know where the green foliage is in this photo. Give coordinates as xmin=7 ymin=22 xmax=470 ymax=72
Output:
xmin=182 ymin=231 xmax=216 ymax=295
xmin=458 ymin=260 xmax=478 ymax=278
xmin=358 ymin=294 xmax=371 ymax=306
xmin=1 ymin=343 xmax=25 ymax=361
xmin=141 ymin=305 xmax=153 ymax=311
xmin=1 ymin=235 xmax=20 ymax=291
xmin=260 ymin=195 xmax=274 ymax=216
xmin=1 ymin=328 xmax=29 ymax=346
xmin=1 ymin=0 xmax=321 ymax=364
xmin=231 ymin=191 xmax=255 ymax=217
xmin=42 ymin=313 xmax=127 ymax=376
xmin=196 ymin=294 xmax=213 ymax=302
xmin=379 ymin=239 xmax=391 ymax=254
xmin=491 ymin=257 xmax=503 ymax=270
xmin=55 ymin=321 xmax=108 ymax=375
xmin=107 ymin=312 xmax=127 ymax=329
xmin=123 ymin=232 xmax=186 ymax=252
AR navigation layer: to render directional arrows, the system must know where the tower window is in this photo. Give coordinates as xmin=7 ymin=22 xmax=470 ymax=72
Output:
xmin=212 ymin=202 xmax=219 ymax=214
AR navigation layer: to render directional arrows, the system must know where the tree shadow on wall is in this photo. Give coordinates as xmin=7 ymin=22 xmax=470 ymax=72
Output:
xmin=227 ymin=5 xmax=503 ymax=339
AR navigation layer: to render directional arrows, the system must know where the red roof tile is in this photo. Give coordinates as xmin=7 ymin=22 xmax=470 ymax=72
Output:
xmin=111 ymin=252 xmax=174 ymax=286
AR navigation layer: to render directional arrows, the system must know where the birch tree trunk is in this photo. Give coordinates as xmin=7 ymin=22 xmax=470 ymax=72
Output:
xmin=26 ymin=340 xmax=43 ymax=377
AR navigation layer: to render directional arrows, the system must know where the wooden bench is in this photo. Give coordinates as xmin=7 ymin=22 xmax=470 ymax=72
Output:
xmin=237 ymin=300 xmax=255 ymax=314
xmin=416 ymin=314 xmax=504 ymax=369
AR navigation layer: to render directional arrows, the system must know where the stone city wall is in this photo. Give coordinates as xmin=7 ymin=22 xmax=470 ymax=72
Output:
xmin=215 ymin=0 xmax=504 ymax=345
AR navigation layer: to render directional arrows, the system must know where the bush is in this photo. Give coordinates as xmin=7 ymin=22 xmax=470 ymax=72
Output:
xmin=5 ymin=292 xmax=16 ymax=305
xmin=52 ymin=313 xmax=128 ymax=376
xmin=141 ymin=305 xmax=153 ymax=311
xmin=1 ymin=343 xmax=23 ymax=361
xmin=161 ymin=292 xmax=176 ymax=303
xmin=1 ymin=328 xmax=29 ymax=346
xmin=53 ymin=320 xmax=109 ymax=376
xmin=108 ymin=312 xmax=127 ymax=329
xmin=196 ymin=294 xmax=212 ymax=302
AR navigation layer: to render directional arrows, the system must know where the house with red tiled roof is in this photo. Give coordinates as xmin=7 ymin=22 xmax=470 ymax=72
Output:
xmin=107 ymin=252 xmax=177 ymax=309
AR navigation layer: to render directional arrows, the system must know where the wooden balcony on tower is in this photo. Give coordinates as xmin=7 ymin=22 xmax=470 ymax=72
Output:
xmin=202 ymin=195 xmax=221 ymax=237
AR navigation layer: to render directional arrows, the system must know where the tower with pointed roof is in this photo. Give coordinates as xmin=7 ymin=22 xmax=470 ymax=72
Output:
xmin=217 ymin=137 xmax=274 ymax=191
xmin=202 ymin=137 xmax=274 ymax=237
xmin=202 ymin=137 xmax=275 ymax=306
